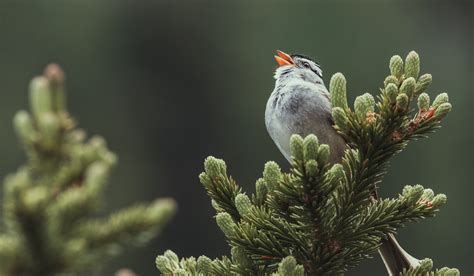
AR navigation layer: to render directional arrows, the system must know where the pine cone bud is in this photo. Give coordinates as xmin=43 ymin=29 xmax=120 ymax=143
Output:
xmin=332 ymin=107 xmax=349 ymax=132
xmin=263 ymin=161 xmax=282 ymax=190
xmin=389 ymin=55 xmax=404 ymax=78
xmin=354 ymin=93 xmax=375 ymax=121
xmin=417 ymin=93 xmax=430 ymax=110
xmin=216 ymin=212 xmax=236 ymax=237
xmin=395 ymin=93 xmax=409 ymax=111
xmin=197 ymin=256 xmax=213 ymax=272
xmin=13 ymin=110 xmax=36 ymax=144
xmin=431 ymin=193 xmax=447 ymax=208
xmin=317 ymin=144 xmax=330 ymax=165
xmin=385 ymin=83 xmax=398 ymax=103
xmin=231 ymin=247 xmax=252 ymax=268
xmin=404 ymin=51 xmax=420 ymax=79
xmin=305 ymin=159 xmax=318 ymax=177
xmin=421 ymin=188 xmax=434 ymax=201
xmin=164 ymin=249 xmax=179 ymax=264
xmin=290 ymin=134 xmax=304 ymax=161
xmin=303 ymin=134 xmax=319 ymax=161
xmin=415 ymin=73 xmax=432 ymax=95
xmin=235 ymin=194 xmax=252 ymax=217
xmin=432 ymin=93 xmax=449 ymax=108
xmin=255 ymin=178 xmax=268 ymax=203
xmin=399 ymin=77 xmax=416 ymax=99
xmin=328 ymin=163 xmax=345 ymax=183
xmin=384 ymin=75 xmax=399 ymax=87
xmin=29 ymin=76 xmax=53 ymax=119
xmin=329 ymin=73 xmax=348 ymax=110
xmin=155 ymin=255 xmax=171 ymax=272
xmin=434 ymin=103 xmax=452 ymax=119
xmin=37 ymin=112 xmax=61 ymax=150
xmin=204 ymin=156 xmax=227 ymax=178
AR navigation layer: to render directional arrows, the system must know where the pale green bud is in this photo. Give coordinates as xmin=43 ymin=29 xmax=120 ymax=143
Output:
xmin=354 ymin=93 xmax=375 ymax=121
xmin=216 ymin=212 xmax=236 ymax=237
xmin=44 ymin=63 xmax=66 ymax=112
xmin=432 ymin=93 xmax=449 ymax=108
xmin=389 ymin=55 xmax=404 ymax=78
xmin=415 ymin=73 xmax=432 ymax=95
xmin=173 ymin=269 xmax=187 ymax=275
xmin=303 ymin=134 xmax=319 ymax=161
xmin=204 ymin=156 xmax=227 ymax=178
xmin=164 ymin=250 xmax=179 ymax=266
xmin=444 ymin=268 xmax=460 ymax=276
xmin=156 ymin=254 xmax=172 ymax=271
xmin=37 ymin=112 xmax=61 ymax=150
xmin=384 ymin=75 xmax=399 ymax=87
xmin=396 ymin=93 xmax=409 ymax=111
xmin=431 ymin=193 xmax=447 ymax=208
xmin=290 ymin=134 xmax=304 ymax=161
xmin=385 ymin=83 xmax=398 ymax=103
xmin=317 ymin=144 xmax=330 ymax=165
xmin=417 ymin=93 xmax=430 ymax=110
xmin=417 ymin=258 xmax=433 ymax=272
xmin=13 ymin=110 xmax=36 ymax=144
xmin=84 ymin=162 xmax=109 ymax=192
xmin=29 ymin=76 xmax=53 ymax=119
xmin=329 ymin=73 xmax=348 ymax=110
xmin=277 ymin=256 xmax=304 ymax=276
xmin=255 ymin=178 xmax=268 ymax=203
xmin=235 ymin=194 xmax=252 ymax=217
xmin=197 ymin=256 xmax=213 ymax=272
xmin=405 ymin=184 xmax=424 ymax=205
xmin=404 ymin=51 xmax=420 ymax=79
xmin=305 ymin=159 xmax=318 ymax=177
xmin=263 ymin=161 xmax=282 ymax=190
xmin=434 ymin=103 xmax=452 ymax=119
xmin=332 ymin=107 xmax=349 ymax=132
xmin=180 ymin=257 xmax=197 ymax=271
xmin=399 ymin=77 xmax=416 ymax=98
xmin=23 ymin=186 xmax=49 ymax=212
xmin=328 ymin=163 xmax=345 ymax=183
xmin=421 ymin=188 xmax=434 ymax=201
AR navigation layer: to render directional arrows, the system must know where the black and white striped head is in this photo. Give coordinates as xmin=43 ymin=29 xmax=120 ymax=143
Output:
xmin=274 ymin=50 xmax=324 ymax=85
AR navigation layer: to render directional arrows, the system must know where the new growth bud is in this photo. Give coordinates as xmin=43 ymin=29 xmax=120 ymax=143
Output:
xmin=290 ymin=134 xmax=304 ymax=161
xmin=384 ymin=75 xmax=399 ymax=87
xmin=303 ymin=135 xmax=319 ymax=161
xmin=332 ymin=107 xmax=349 ymax=132
xmin=432 ymin=93 xmax=449 ymax=108
xmin=37 ymin=112 xmax=61 ymax=150
xmin=417 ymin=93 xmax=430 ymax=110
xmin=29 ymin=77 xmax=53 ymax=119
xmin=415 ymin=73 xmax=432 ymax=95
xmin=317 ymin=144 xmax=330 ymax=165
xmin=204 ymin=156 xmax=227 ymax=178
xmin=385 ymin=83 xmax=398 ymax=103
xmin=396 ymin=93 xmax=409 ymax=111
xmin=404 ymin=51 xmax=420 ymax=79
xmin=263 ymin=161 xmax=282 ymax=190
xmin=389 ymin=55 xmax=404 ymax=78
xmin=216 ymin=212 xmax=236 ymax=237
xmin=399 ymin=77 xmax=416 ymax=99
xmin=235 ymin=194 xmax=253 ymax=217
xmin=13 ymin=110 xmax=36 ymax=144
xmin=354 ymin=93 xmax=375 ymax=122
xmin=329 ymin=73 xmax=348 ymax=110
xmin=434 ymin=103 xmax=452 ymax=119
xmin=431 ymin=194 xmax=447 ymax=208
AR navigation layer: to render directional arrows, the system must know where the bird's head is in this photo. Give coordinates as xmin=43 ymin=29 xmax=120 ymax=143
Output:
xmin=274 ymin=50 xmax=323 ymax=85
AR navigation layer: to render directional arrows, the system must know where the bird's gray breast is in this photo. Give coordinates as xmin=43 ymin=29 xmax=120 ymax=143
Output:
xmin=265 ymin=82 xmax=345 ymax=163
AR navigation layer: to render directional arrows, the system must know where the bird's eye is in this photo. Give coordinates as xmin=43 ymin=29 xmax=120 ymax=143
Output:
xmin=302 ymin=62 xmax=310 ymax=68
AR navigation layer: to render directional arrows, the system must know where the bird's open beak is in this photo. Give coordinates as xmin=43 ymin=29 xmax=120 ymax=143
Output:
xmin=274 ymin=50 xmax=294 ymax=67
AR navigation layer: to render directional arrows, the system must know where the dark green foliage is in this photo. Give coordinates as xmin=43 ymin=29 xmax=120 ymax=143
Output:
xmin=156 ymin=51 xmax=457 ymax=275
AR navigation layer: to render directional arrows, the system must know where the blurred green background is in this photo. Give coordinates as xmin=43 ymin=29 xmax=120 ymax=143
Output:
xmin=0 ymin=1 xmax=472 ymax=275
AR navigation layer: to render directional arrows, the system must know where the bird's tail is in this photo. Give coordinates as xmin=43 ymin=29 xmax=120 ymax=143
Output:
xmin=378 ymin=233 xmax=420 ymax=276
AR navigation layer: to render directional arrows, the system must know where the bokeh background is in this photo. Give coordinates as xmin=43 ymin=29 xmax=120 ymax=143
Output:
xmin=0 ymin=1 xmax=472 ymax=275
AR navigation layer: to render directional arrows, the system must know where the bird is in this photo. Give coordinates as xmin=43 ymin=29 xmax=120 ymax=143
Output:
xmin=265 ymin=50 xmax=420 ymax=275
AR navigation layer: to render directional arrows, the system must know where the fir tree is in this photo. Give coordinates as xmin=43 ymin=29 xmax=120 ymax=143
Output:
xmin=0 ymin=64 xmax=176 ymax=275
xmin=156 ymin=51 xmax=459 ymax=275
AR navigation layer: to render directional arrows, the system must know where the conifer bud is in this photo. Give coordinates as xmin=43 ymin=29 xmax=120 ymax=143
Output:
xmin=13 ymin=110 xmax=36 ymax=144
xmin=404 ymin=51 xmax=420 ymax=79
xmin=415 ymin=73 xmax=432 ymax=95
xmin=354 ymin=93 xmax=375 ymax=121
xmin=396 ymin=93 xmax=409 ymax=111
xmin=329 ymin=73 xmax=348 ymax=110
xmin=431 ymin=194 xmax=447 ymax=208
xmin=434 ymin=103 xmax=452 ymax=119
xmin=399 ymin=77 xmax=416 ymax=99
xmin=404 ymin=184 xmax=424 ymax=205
xmin=384 ymin=75 xmax=399 ymax=87
xmin=37 ymin=112 xmax=61 ymax=150
xmin=305 ymin=159 xmax=318 ymax=177
xmin=164 ymin=249 xmax=179 ymax=264
xmin=231 ymin=247 xmax=252 ymax=268
xmin=421 ymin=188 xmax=434 ymax=201
xmin=432 ymin=93 xmax=449 ymax=108
xmin=385 ymin=83 xmax=398 ymax=103
xmin=277 ymin=256 xmax=304 ymax=276
xmin=255 ymin=178 xmax=268 ymax=202
xmin=29 ymin=77 xmax=53 ymax=120
xmin=204 ymin=156 xmax=227 ymax=178
xmin=328 ymin=164 xmax=345 ymax=183
xmin=389 ymin=55 xmax=404 ymax=78
xmin=216 ymin=212 xmax=236 ymax=237
xmin=303 ymin=134 xmax=319 ymax=161
xmin=317 ymin=144 xmax=330 ymax=165
xmin=417 ymin=93 xmax=430 ymax=110
xmin=290 ymin=134 xmax=304 ymax=161
xmin=263 ymin=161 xmax=282 ymax=190
xmin=155 ymin=255 xmax=171 ymax=272
xmin=84 ymin=162 xmax=109 ymax=192
xmin=418 ymin=258 xmax=434 ymax=271
xmin=44 ymin=63 xmax=66 ymax=112
xmin=23 ymin=186 xmax=49 ymax=212
xmin=332 ymin=107 xmax=349 ymax=132
xmin=197 ymin=256 xmax=212 ymax=272
xmin=235 ymin=194 xmax=252 ymax=217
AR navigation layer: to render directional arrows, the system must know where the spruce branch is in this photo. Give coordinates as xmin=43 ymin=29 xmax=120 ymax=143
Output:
xmin=156 ymin=51 xmax=457 ymax=275
xmin=0 ymin=64 xmax=176 ymax=275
